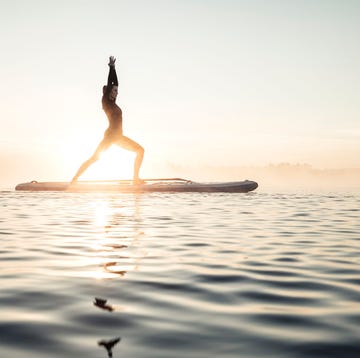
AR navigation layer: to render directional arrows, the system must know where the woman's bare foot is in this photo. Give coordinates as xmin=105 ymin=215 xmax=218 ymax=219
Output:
xmin=133 ymin=178 xmax=145 ymax=185
xmin=70 ymin=177 xmax=78 ymax=185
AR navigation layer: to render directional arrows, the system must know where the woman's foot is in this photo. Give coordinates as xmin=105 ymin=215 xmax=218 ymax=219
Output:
xmin=70 ymin=177 xmax=78 ymax=185
xmin=133 ymin=178 xmax=145 ymax=185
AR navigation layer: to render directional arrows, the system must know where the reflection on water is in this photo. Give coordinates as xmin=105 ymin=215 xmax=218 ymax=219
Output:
xmin=103 ymin=262 xmax=127 ymax=276
xmin=98 ymin=337 xmax=121 ymax=357
xmin=91 ymin=195 xmax=143 ymax=356
xmin=94 ymin=298 xmax=115 ymax=312
xmin=0 ymin=191 xmax=359 ymax=357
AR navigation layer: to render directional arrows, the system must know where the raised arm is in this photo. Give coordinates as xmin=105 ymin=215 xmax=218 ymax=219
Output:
xmin=107 ymin=56 xmax=118 ymax=87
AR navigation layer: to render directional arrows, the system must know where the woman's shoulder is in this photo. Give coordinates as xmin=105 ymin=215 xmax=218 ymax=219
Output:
xmin=102 ymin=95 xmax=111 ymax=104
xmin=102 ymin=95 xmax=110 ymax=108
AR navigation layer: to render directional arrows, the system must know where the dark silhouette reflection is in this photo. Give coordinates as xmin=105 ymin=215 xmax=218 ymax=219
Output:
xmin=92 ymin=196 xmax=143 ymax=357
xmin=104 ymin=244 xmax=128 ymax=249
xmin=98 ymin=337 xmax=121 ymax=357
xmin=94 ymin=297 xmax=115 ymax=312
xmin=103 ymin=261 xmax=127 ymax=276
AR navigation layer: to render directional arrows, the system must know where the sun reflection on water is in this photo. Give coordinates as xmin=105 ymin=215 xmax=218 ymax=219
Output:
xmin=84 ymin=196 xmax=144 ymax=280
xmin=92 ymin=201 xmax=111 ymax=228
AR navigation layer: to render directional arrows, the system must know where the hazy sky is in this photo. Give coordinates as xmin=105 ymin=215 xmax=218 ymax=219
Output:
xmin=1 ymin=0 xmax=359 ymax=183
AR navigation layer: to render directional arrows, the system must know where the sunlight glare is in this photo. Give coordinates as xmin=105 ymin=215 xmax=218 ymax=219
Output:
xmin=62 ymin=140 xmax=135 ymax=180
xmin=93 ymin=201 xmax=110 ymax=228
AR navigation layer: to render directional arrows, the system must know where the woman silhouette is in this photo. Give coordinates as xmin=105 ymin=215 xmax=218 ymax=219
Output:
xmin=71 ymin=56 xmax=144 ymax=184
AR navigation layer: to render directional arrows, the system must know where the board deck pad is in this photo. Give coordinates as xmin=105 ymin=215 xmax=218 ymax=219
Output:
xmin=15 ymin=178 xmax=258 ymax=193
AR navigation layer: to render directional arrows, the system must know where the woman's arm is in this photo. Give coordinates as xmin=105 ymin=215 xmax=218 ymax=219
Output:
xmin=107 ymin=56 xmax=118 ymax=87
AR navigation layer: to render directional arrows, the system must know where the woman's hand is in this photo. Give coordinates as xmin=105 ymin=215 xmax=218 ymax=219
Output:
xmin=108 ymin=56 xmax=116 ymax=67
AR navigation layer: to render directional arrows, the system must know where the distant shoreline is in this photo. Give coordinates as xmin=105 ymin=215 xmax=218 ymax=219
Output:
xmin=3 ymin=162 xmax=360 ymax=190
xmin=166 ymin=163 xmax=360 ymax=189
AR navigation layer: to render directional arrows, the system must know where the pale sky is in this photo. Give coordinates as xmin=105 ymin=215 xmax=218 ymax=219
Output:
xmin=1 ymin=0 xmax=359 ymax=184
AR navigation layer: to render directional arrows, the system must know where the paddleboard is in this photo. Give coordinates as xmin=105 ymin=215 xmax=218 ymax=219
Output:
xmin=15 ymin=178 xmax=258 ymax=193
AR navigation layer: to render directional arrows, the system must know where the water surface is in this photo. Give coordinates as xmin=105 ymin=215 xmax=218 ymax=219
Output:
xmin=0 ymin=190 xmax=359 ymax=357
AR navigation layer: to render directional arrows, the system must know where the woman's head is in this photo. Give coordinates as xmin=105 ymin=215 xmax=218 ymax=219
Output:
xmin=109 ymin=85 xmax=118 ymax=101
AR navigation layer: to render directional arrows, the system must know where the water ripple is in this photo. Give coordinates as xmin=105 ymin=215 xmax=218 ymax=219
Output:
xmin=0 ymin=191 xmax=359 ymax=357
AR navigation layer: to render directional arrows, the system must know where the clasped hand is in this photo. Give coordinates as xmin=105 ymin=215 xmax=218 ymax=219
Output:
xmin=108 ymin=56 xmax=116 ymax=67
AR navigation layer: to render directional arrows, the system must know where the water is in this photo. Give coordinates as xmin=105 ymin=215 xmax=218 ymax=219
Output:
xmin=0 ymin=189 xmax=359 ymax=357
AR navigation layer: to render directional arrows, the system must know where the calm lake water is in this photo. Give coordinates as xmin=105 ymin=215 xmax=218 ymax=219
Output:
xmin=0 ymin=189 xmax=359 ymax=357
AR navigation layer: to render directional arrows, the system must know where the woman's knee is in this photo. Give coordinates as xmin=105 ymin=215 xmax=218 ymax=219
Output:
xmin=137 ymin=145 xmax=144 ymax=156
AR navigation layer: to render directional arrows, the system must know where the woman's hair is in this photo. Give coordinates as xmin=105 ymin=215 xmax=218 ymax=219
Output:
xmin=103 ymin=85 xmax=107 ymax=95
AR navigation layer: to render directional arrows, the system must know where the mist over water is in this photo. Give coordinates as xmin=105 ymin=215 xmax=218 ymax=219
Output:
xmin=0 ymin=190 xmax=360 ymax=357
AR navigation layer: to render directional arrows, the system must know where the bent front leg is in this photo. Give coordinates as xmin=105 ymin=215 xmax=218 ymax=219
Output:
xmin=116 ymin=136 xmax=145 ymax=181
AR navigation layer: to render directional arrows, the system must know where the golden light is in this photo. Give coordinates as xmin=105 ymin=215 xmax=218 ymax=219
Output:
xmin=91 ymin=146 xmax=134 ymax=180
xmin=92 ymin=201 xmax=110 ymax=228
xmin=84 ymin=199 xmax=140 ymax=280
xmin=62 ymin=138 xmax=135 ymax=181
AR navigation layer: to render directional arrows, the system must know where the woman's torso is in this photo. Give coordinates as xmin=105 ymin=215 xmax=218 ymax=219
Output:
xmin=102 ymin=97 xmax=123 ymax=134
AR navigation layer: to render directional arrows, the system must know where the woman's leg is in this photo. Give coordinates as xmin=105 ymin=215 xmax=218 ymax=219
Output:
xmin=71 ymin=139 xmax=111 ymax=183
xmin=116 ymin=136 xmax=144 ymax=183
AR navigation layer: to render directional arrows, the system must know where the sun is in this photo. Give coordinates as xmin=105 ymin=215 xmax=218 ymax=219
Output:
xmin=86 ymin=146 xmax=134 ymax=180
xmin=62 ymin=139 xmax=135 ymax=181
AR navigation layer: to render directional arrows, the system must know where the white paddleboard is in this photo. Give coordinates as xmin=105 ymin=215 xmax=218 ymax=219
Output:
xmin=15 ymin=178 xmax=258 ymax=193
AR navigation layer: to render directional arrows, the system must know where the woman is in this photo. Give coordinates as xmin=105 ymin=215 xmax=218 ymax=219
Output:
xmin=71 ymin=56 xmax=144 ymax=184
